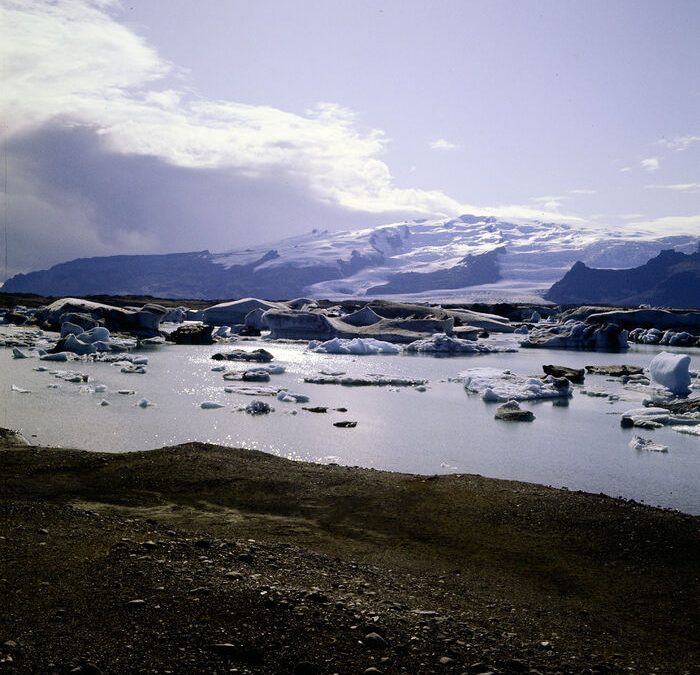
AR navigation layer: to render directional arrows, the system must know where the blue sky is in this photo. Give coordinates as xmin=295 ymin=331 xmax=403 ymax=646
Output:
xmin=1 ymin=0 xmax=699 ymax=275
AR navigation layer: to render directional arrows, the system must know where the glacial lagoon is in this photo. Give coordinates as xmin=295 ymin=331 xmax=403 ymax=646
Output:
xmin=2 ymin=331 xmax=699 ymax=514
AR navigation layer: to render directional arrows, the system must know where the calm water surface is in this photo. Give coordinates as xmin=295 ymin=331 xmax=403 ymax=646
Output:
xmin=1 ymin=331 xmax=698 ymax=514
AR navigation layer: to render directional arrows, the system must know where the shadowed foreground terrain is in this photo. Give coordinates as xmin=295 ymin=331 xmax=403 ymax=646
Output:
xmin=1 ymin=441 xmax=698 ymax=674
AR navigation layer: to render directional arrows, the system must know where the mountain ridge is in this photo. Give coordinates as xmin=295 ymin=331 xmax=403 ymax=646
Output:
xmin=4 ymin=215 xmax=698 ymax=302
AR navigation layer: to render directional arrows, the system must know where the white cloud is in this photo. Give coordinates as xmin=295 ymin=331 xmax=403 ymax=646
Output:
xmin=0 ymin=0 xmax=468 ymax=218
xmin=530 ymin=195 xmax=567 ymax=211
xmin=660 ymin=135 xmax=700 ymax=152
xmin=568 ymin=189 xmax=596 ymax=195
xmin=619 ymin=167 xmax=631 ymax=172
xmin=640 ymin=157 xmax=660 ymax=172
xmin=625 ymin=214 xmax=700 ymax=236
xmin=429 ymin=138 xmax=459 ymax=151
xmin=619 ymin=213 xmax=645 ymax=220
xmin=646 ymin=183 xmax=700 ymax=193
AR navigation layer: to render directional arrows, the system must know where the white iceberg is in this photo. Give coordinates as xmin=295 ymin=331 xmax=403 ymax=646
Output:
xmin=649 ymin=352 xmax=691 ymax=395
xmin=405 ymin=332 xmax=514 ymax=354
xmin=308 ymin=337 xmax=401 ymax=355
xmin=461 ymin=367 xmax=573 ymax=402
xmin=629 ymin=436 xmax=668 ymax=453
xmin=276 ymin=390 xmax=310 ymax=403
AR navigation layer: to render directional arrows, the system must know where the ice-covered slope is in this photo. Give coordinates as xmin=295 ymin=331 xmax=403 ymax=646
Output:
xmin=4 ymin=215 xmax=698 ymax=301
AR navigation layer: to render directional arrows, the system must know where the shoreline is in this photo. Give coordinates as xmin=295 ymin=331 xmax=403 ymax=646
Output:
xmin=2 ymin=438 xmax=698 ymax=673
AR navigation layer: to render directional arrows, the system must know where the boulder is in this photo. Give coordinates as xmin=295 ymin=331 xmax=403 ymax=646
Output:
xmin=521 ymin=320 xmax=628 ymax=351
xmin=265 ymin=310 xmax=336 ymax=341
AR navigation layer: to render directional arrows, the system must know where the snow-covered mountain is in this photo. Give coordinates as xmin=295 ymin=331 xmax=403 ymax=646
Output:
xmin=4 ymin=215 xmax=698 ymax=302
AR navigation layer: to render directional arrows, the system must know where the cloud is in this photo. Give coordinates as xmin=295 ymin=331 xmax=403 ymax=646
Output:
xmin=0 ymin=0 xmax=582 ymax=275
xmin=619 ymin=213 xmax=645 ymax=220
xmin=640 ymin=157 xmax=660 ymax=172
xmin=619 ymin=167 xmax=632 ymax=172
xmin=646 ymin=183 xmax=700 ymax=193
xmin=568 ymin=189 xmax=596 ymax=195
xmin=530 ymin=195 xmax=567 ymax=211
xmin=429 ymin=138 xmax=459 ymax=151
xmin=660 ymin=135 xmax=700 ymax=152
xmin=625 ymin=214 xmax=700 ymax=236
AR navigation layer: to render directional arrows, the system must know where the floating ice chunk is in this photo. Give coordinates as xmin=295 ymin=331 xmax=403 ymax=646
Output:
xmin=462 ymin=367 xmax=572 ymax=402
xmin=62 ymin=334 xmax=96 ymax=355
xmin=39 ymin=352 xmax=70 ymax=362
xmin=309 ymin=337 xmax=401 ymax=355
xmin=494 ymin=400 xmax=535 ymax=421
xmin=94 ymin=384 xmax=108 ymax=393
xmin=137 ymin=398 xmax=153 ymax=408
xmin=11 ymin=384 xmax=31 ymax=394
xmin=224 ymin=385 xmax=279 ymax=397
xmin=672 ymin=426 xmax=700 ymax=436
xmin=79 ymin=327 xmax=110 ymax=344
xmin=649 ymin=352 xmax=691 ymax=395
xmin=629 ymin=436 xmax=668 ymax=453
xmin=60 ymin=322 xmax=84 ymax=338
xmin=245 ymin=399 xmax=272 ymax=415
xmin=200 ymin=401 xmax=224 ymax=409
xmin=12 ymin=347 xmax=31 ymax=359
xmin=405 ymin=333 xmax=499 ymax=354
xmin=304 ymin=374 xmax=426 ymax=387
xmin=47 ymin=383 xmax=61 ymax=389
xmin=211 ymin=365 xmax=227 ymax=372
xmin=99 ymin=399 xmax=110 ymax=406
xmin=276 ymin=390 xmax=310 ymax=403
xmin=121 ymin=364 xmax=146 ymax=374
xmin=118 ymin=389 xmax=136 ymax=395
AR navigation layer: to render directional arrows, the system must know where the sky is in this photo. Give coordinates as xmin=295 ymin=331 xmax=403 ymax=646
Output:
xmin=1 ymin=0 xmax=699 ymax=278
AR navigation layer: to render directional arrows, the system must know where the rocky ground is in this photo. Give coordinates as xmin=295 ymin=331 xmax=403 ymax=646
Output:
xmin=1 ymin=441 xmax=698 ymax=675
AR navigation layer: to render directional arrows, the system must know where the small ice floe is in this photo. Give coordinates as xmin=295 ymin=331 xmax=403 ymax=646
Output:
xmin=304 ymin=374 xmax=427 ymax=387
xmin=461 ymin=367 xmax=572 ymax=402
xmin=200 ymin=401 xmax=224 ymax=409
xmin=99 ymin=399 xmax=110 ymax=406
xmin=276 ymin=390 xmax=310 ymax=403
xmin=94 ymin=384 xmax=108 ymax=393
xmin=320 ymin=369 xmax=345 ymax=376
xmin=415 ymin=385 xmax=428 ymax=392
xmin=33 ymin=366 xmax=49 ymax=372
xmin=121 ymin=364 xmax=146 ymax=374
xmin=211 ymin=365 xmax=227 ymax=372
xmin=494 ymin=400 xmax=535 ymax=421
xmin=118 ymin=389 xmax=136 ymax=395
xmin=137 ymin=399 xmax=154 ymax=408
xmin=139 ymin=336 xmax=166 ymax=348
xmin=672 ymin=426 xmax=700 ymax=437
xmin=649 ymin=352 xmax=692 ymax=396
xmin=405 ymin=333 xmax=515 ymax=355
xmin=224 ymin=385 xmax=279 ymax=397
xmin=241 ymin=369 xmax=271 ymax=382
xmin=244 ymin=400 xmax=272 ymax=415
xmin=620 ymin=406 xmax=700 ymax=429
xmin=629 ymin=436 xmax=668 ymax=453
xmin=309 ymin=337 xmax=401 ymax=355
xmin=39 ymin=352 xmax=70 ymax=362
xmin=12 ymin=347 xmax=32 ymax=359
xmin=11 ymin=384 xmax=31 ymax=394
xmin=333 ymin=420 xmax=357 ymax=428
xmin=47 ymin=383 xmax=61 ymax=389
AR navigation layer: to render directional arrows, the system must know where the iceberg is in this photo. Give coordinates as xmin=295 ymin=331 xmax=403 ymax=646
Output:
xmin=649 ymin=352 xmax=692 ymax=395
xmin=462 ymin=367 xmax=573 ymax=402
xmin=405 ymin=333 xmax=513 ymax=354
xmin=309 ymin=337 xmax=401 ymax=355
xmin=629 ymin=436 xmax=669 ymax=453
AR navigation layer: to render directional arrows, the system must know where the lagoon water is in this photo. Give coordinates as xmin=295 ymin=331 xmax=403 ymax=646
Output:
xmin=2 ymin=331 xmax=699 ymax=514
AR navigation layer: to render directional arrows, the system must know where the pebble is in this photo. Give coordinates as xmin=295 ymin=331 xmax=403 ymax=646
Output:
xmin=364 ymin=632 xmax=387 ymax=649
